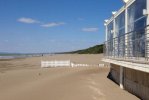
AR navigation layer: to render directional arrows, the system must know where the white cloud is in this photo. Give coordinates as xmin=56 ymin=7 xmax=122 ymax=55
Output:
xmin=82 ymin=27 xmax=99 ymax=32
xmin=17 ymin=17 xmax=66 ymax=28
xmin=41 ymin=22 xmax=66 ymax=28
xmin=18 ymin=17 xmax=40 ymax=24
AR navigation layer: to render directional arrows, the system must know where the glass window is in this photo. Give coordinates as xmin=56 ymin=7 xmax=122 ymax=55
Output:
xmin=107 ymin=22 xmax=113 ymax=41
xmin=127 ymin=0 xmax=147 ymax=57
xmin=128 ymin=0 xmax=146 ymax=32
xmin=115 ymin=11 xmax=125 ymax=37
xmin=115 ymin=11 xmax=125 ymax=57
xmin=107 ymin=21 xmax=113 ymax=56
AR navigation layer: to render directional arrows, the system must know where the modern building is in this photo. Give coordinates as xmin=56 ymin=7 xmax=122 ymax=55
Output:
xmin=103 ymin=0 xmax=149 ymax=99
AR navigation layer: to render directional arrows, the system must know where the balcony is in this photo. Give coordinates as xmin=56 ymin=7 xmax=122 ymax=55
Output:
xmin=103 ymin=26 xmax=149 ymax=72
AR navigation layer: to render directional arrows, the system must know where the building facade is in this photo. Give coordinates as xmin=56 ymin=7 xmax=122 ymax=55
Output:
xmin=103 ymin=0 xmax=149 ymax=99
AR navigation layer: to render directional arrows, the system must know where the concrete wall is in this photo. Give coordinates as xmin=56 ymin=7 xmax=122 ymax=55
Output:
xmin=109 ymin=64 xmax=149 ymax=100
xmin=124 ymin=68 xmax=149 ymax=100
xmin=109 ymin=64 xmax=120 ymax=84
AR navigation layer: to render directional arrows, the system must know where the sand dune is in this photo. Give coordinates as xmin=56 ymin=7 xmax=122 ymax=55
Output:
xmin=0 ymin=54 xmax=139 ymax=100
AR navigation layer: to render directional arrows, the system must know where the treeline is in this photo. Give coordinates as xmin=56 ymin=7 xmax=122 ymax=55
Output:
xmin=68 ymin=44 xmax=103 ymax=54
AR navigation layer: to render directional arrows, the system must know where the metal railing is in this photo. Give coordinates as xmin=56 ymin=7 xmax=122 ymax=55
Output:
xmin=104 ymin=26 xmax=149 ymax=64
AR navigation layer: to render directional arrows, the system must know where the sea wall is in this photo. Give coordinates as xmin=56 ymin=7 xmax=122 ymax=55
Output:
xmin=109 ymin=64 xmax=149 ymax=100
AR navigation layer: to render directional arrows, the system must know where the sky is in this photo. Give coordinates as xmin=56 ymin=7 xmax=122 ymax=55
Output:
xmin=0 ymin=0 xmax=123 ymax=53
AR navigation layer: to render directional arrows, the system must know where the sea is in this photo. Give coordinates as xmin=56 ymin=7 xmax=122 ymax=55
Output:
xmin=0 ymin=53 xmax=43 ymax=59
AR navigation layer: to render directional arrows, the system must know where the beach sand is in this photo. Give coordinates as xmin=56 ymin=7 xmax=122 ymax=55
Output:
xmin=0 ymin=54 xmax=139 ymax=100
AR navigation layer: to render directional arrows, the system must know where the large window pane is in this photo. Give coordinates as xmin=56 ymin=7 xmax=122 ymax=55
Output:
xmin=127 ymin=0 xmax=146 ymax=57
xmin=115 ymin=11 xmax=125 ymax=57
xmin=107 ymin=21 xmax=113 ymax=56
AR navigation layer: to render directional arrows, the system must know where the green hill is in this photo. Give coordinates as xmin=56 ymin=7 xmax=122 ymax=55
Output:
xmin=69 ymin=44 xmax=103 ymax=54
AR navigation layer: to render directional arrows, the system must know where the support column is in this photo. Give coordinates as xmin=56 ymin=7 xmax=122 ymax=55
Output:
xmin=113 ymin=17 xmax=116 ymax=58
xmin=105 ymin=24 xmax=108 ymax=41
xmin=105 ymin=24 xmax=108 ymax=57
xmin=146 ymin=0 xmax=149 ymax=59
xmin=125 ymin=6 xmax=128 ymax=58
xmin=120 ymin=66 xmax=124 ymax=89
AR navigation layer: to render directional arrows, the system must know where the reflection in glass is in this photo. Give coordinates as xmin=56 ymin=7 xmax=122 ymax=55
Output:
xmin=127 ymin=0 xmax=146 ymax=57
xmin=115 ymin=11 xmax=125 ymax=57
xmin=107 ymin=21 xmax=113 ymax=56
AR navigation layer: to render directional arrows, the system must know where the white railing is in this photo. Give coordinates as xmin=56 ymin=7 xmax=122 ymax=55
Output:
xmin=104 ymin=26 xmax=149 ymax=63
xmin=41 ymin=60 xmax=71 ymax=68
xmin=41 ymin=60 xmax=105 ymax=68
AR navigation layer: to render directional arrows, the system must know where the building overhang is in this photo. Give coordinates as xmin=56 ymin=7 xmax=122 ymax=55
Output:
xmin=102 ymin=58 xmax=149 ymax=73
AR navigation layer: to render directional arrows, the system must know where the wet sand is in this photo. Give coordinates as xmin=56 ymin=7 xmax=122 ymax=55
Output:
xmin=0 ymin=54 xmax=139 ymax=100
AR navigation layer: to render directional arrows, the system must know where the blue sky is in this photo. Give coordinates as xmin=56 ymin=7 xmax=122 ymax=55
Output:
xmin=0 ymin=0 xmax=123 ymax=53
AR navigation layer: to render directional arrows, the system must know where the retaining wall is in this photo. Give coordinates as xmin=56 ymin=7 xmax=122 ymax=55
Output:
xmin=110 ymin=64 xmax=149 ymax=100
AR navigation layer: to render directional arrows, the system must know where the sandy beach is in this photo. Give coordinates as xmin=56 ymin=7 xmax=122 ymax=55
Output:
xmin=0 ymin=54 xmax=139 ymax=100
